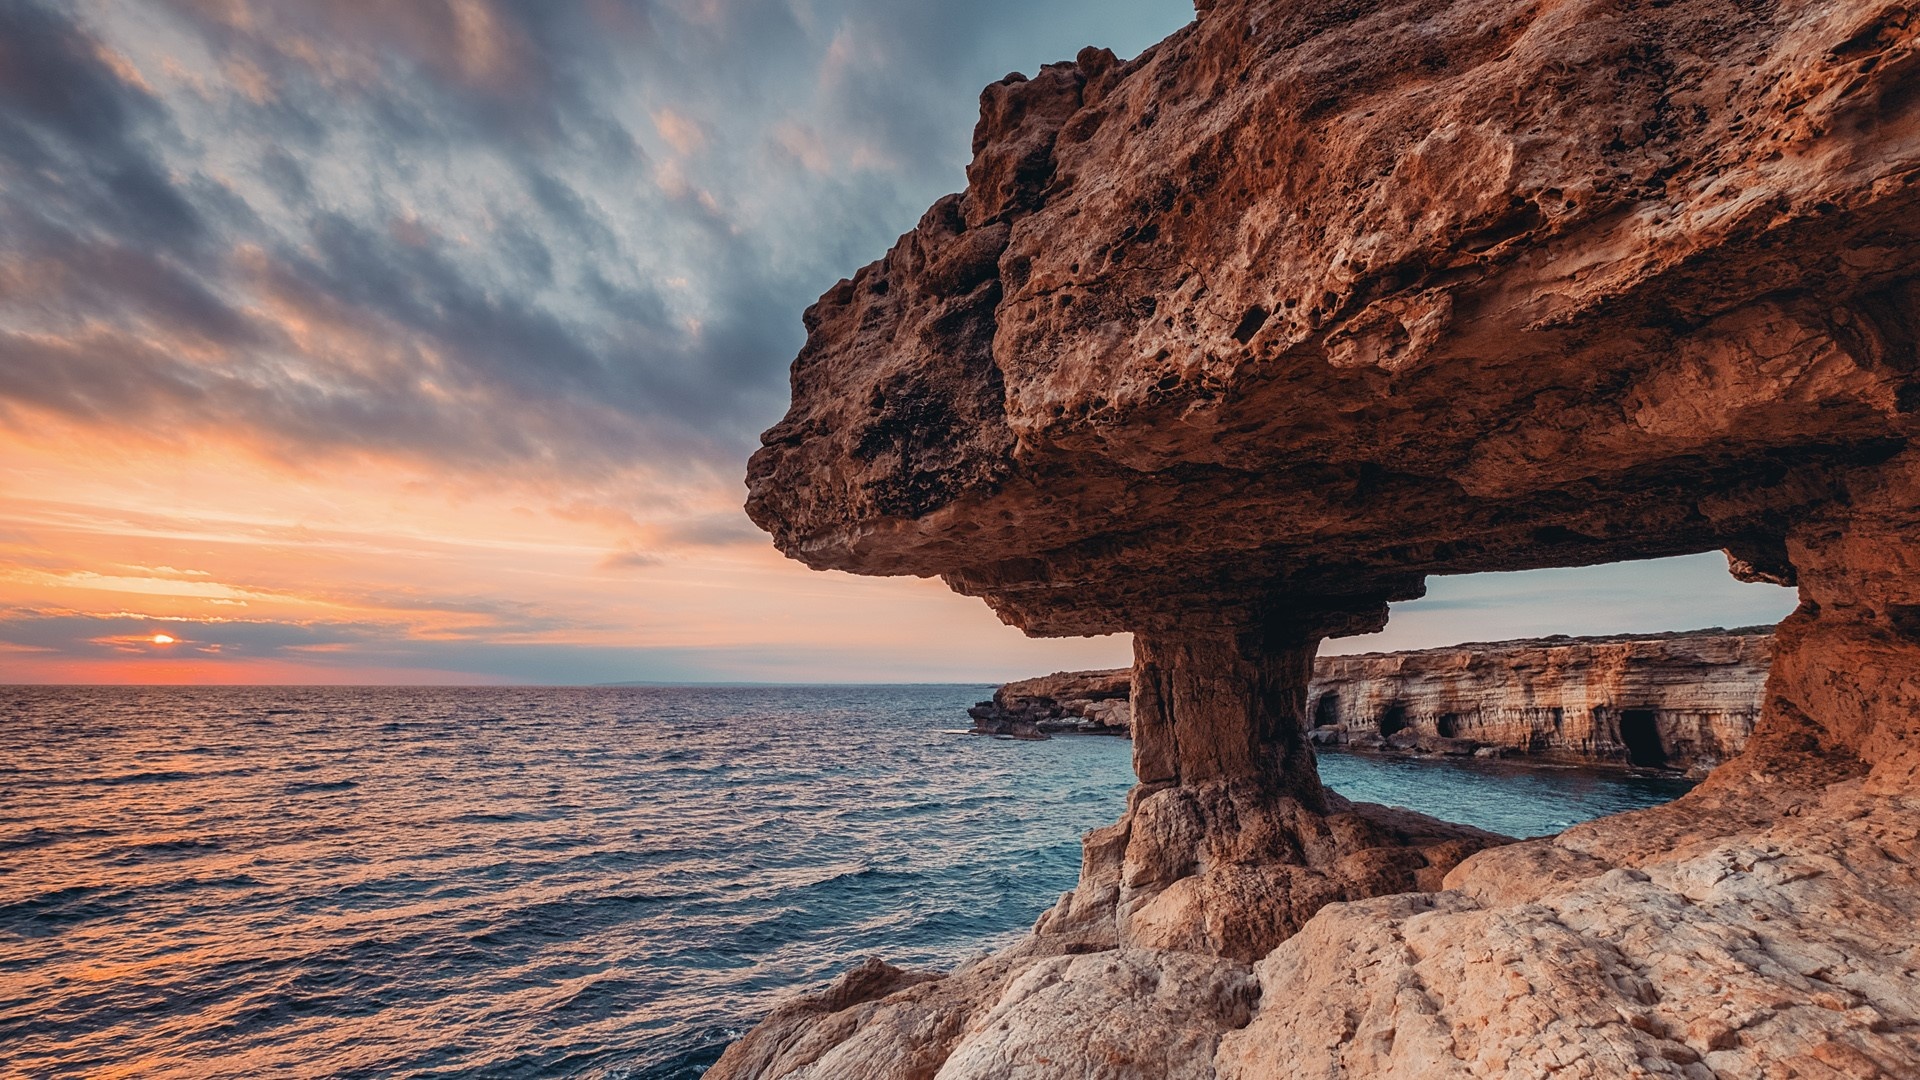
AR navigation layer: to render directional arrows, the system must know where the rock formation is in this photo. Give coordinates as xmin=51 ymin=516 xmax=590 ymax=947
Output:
xmin=968 ymin=668 xmax=1132 ymax=736
xmin=724 ymin=0 xmax=1920 ymax=1073
xmin=972 ymin=628 xmax=1773 ymax=771
xmin=1308 ymin=628 xmax=1772 ymax=773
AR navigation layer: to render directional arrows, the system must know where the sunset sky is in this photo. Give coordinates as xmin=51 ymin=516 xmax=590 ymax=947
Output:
xmin=0 ymin=0 xmax=1799 ymax=685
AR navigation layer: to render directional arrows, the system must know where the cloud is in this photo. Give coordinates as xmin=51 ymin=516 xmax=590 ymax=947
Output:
xmin=1 ymin=0 xmax=1193 ymax=489
xmin=599 ymin=549 xmax=665 ymax=571
xmin=0 ymin=0 xmax=1197 ymax=684
xmin=0 ymin=608 xmax=381 ymax=658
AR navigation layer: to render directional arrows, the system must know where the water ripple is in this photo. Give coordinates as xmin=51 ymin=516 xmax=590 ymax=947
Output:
xmin=0 ymin=685 xmax=1689 ymax=1078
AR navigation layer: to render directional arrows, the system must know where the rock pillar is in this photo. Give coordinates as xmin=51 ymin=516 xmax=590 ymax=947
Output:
xmin=1748 ymin=451 xmax=1920 ymax=791
xmin=1129 ymin=623 xmax=1326 ymax=809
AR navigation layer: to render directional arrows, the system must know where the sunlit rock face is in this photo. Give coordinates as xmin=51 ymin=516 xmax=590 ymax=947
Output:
xmin=746 ymin=0 xmax=1920 ymax=804
xmin=747 ymin=0 xmax=1919 ymax=641
xmin=728 ymin=0 xmax=1920 ymax=1075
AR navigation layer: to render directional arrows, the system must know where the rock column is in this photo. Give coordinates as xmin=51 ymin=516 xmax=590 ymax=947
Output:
xmin=1041 ymin=607 xmax=1505 ymax=962
xmin=1750 ymin=451 xmax=1920 ymax=791
xmin=1129 ymin=622 xmax=1326 ymax=809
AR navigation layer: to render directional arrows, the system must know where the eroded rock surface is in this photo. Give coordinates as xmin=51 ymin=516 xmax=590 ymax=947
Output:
xmin=747 ymin=0 xmax=1920 ymax=642
xmin=725 ymin=0 xmax=1920 ymax=1073
xmin=1308 ymin=628 xmax=1773 ymax=773
xmin=1219 ymin=779 xmax=1920 ymax=1079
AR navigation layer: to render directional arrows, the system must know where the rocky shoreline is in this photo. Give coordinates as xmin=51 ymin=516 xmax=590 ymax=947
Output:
xmin=970 ymin=628 xmax=1771 ymax=776
xmin=1311 ymin=629 xmax=1772 ymax=776
xmin=967 ymin=668 xmax=1132 ymax=738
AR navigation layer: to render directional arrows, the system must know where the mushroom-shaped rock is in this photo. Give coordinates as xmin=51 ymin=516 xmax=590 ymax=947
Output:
xmin=747 ymin=0 xmax=1920 ymax=796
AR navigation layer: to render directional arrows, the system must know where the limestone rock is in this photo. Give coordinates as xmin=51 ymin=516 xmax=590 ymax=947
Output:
xmin=1217 ymin=778 xmax=1920 ymax=1080
xmin=1309 ymin=628 xmax=1774 ymax=773
xmin=934 ymin=949 xmax=1258 ymax=1080
xmin=746 ymin=0 xmax=1920 ymax=641
xmin=1038 ymin=779 xmax=1507 ymax=963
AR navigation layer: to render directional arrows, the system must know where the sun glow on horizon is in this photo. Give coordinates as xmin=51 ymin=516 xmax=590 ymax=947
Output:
xmin=0 ymin=418 xmax=1134 ymax=685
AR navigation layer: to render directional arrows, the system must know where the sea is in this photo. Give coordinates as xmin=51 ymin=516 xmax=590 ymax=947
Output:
xmin=0 ymin=685 xmax=1694 ymax=1078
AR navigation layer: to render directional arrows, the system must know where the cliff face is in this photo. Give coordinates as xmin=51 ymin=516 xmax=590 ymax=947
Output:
xmin=972 ymin=629 xmax=1773 ymax=772
xmin=1309 ymin=629 xmax=1772 ymax=772
xmin=724 ymin=0 xmax=1920 ymax=1074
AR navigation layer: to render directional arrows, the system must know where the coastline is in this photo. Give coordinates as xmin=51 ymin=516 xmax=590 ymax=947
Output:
xmin=967 ymin=627 xmax=1770 ymax=776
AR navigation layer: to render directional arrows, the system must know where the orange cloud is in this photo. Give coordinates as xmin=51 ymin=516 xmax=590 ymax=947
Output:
xmin=0 ymin=409 xmax=1134 ymax=683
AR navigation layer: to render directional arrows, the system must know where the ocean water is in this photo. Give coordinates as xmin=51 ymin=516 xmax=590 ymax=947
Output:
xmin=0 ymin=685 xmax=1693 ymax=1078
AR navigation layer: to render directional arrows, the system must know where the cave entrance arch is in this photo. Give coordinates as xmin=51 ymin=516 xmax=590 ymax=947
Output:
xmin=1436 ymin=713 xmax=1459 ymax=739
xmin=1620 ymin=709 xmax=1666 ymax=769
xmin=1378 ymin=705 xmax=1408 ymax=737
xmin=1313 ymin=693 xmax=1340 ymax=728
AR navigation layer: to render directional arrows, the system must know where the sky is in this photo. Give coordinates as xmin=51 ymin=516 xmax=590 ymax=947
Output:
xmin=0 ymin=0 xmax=1800 ymax=685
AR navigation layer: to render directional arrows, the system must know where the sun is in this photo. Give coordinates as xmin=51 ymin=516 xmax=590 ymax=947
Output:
xmin=151 ymin=633 xmax=176 ymax=645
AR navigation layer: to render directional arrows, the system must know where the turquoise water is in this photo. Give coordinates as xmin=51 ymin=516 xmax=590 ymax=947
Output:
xmin=0 ymin=685 xmax=1690 ymax=1078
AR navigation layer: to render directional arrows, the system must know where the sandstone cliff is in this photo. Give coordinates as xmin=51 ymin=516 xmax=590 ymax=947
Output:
xmin=725 ymin=0 xmax=1920 ymax=1073
xmin=972 ymin=629 xmax=1773 ymax=772
xmin=1309 ymin=628 xmax=1772 ymax=773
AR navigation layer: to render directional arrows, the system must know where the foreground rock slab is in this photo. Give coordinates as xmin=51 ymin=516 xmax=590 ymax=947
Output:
xmin=1223 ymin=777 xmax=1920 ymax=1079
xmin=711 ymin=773 xmax=1920 ymax=1080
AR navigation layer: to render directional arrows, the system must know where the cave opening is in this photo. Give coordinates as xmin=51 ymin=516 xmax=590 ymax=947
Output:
xmin=1436 ymin=712 xmax=1459 ymax=738
xmin=1620 ymin=709 xmax=1666 ymax=768
xmin=1378 ymin=704 xmax=1408 ymax=737
xmin=1313 ymin=692 xmax=1341 ymax=727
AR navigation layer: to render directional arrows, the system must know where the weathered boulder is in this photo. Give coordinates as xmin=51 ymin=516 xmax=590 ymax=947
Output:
xmin=723 ymin=0 xmax=1920 ymax=1073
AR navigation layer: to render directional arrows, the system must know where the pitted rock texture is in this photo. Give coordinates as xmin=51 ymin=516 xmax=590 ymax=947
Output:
xmin=747 ymin=0 xmax=1920 ymax=639
xmin=1307 ymin=627 xmax=1773 ymax=773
